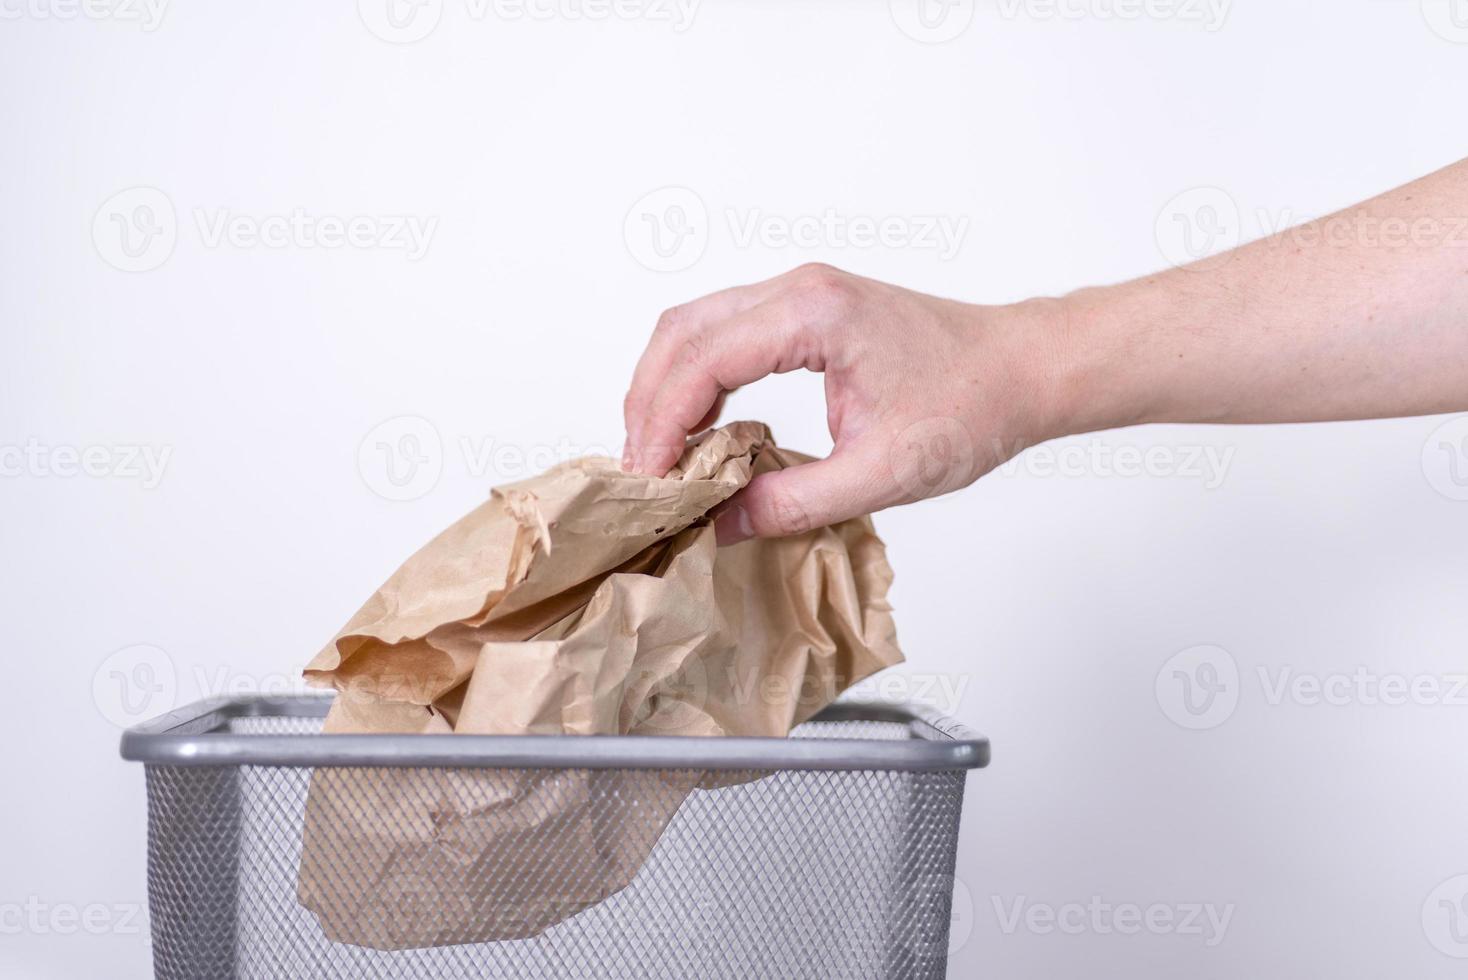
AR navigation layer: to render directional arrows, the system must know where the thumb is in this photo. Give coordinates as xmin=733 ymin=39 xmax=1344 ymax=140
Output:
xmin=714 ymin=438 xmax=894 ymax=545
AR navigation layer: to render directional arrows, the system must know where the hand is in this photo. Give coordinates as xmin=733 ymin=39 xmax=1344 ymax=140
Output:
xmin=621 ymin=264 xmax=1073 ymax=544
xmin=627 ymin=162 xmax=1468 ymax=545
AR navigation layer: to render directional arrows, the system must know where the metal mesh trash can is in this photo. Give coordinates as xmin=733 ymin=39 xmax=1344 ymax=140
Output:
xmin=121 ymin=694 xmax=988 ymax=979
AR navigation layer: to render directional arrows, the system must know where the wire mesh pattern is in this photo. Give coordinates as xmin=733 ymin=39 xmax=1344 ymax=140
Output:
xmin=142 ymin=713 xmax=969 ymax=979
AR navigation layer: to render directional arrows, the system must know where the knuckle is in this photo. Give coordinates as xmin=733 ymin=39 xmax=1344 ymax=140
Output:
xmin=760 ymin=486 xmax=813 ymax=537
xmin=676 ymin=331 xmax=716 ymax=371
xmin=790 ymin=264 xmax=855 ymax=326
xmin=792 ymin=261 xmax=839 ymax=281
xmin=667 ymin=393 xmax=708 ymax=429
xmin=655 ymin=305 xmax=686 ymax=337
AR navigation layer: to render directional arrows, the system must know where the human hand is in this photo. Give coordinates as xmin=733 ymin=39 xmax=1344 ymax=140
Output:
xmin=621 ymin=264 xmax=1076 ymax=544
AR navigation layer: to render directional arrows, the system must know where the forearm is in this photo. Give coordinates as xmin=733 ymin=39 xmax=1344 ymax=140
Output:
xmin=1054 ymin=158 xmax=1468 ymax=436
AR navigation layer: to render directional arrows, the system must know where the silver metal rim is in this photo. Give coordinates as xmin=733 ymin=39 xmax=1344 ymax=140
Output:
xmin=119 ymin=694 xmax=990 ymax=772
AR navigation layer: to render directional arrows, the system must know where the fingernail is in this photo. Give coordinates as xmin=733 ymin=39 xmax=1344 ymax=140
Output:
xmin=714 ymin=504 xmax=754 ymax=546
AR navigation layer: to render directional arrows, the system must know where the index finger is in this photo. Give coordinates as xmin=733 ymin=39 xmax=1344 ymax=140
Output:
xmin=622 ymin=277 xmax=783 ymax=470
xmin=629 ymin=295 xmax=811 ymax=476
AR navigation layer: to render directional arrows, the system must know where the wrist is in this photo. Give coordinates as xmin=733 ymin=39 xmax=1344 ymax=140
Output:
xmin=1028 ymin=282 xmax=1166 ymax=439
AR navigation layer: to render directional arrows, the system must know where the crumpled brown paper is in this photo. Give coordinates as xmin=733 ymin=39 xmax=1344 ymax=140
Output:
xmin=296 ymin=421 xmax=903 ymax=949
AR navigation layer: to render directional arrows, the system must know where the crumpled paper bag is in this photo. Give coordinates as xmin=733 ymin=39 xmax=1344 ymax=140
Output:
xmin=296 ymin=421 xmax=903 ymax=949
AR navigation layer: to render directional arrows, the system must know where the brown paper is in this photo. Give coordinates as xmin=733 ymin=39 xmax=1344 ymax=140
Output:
xmin=296 ymin=421 xmax=903 ymax=948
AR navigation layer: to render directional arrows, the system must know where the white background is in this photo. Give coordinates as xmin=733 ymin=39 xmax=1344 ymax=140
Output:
xmin=4 ymin=1 xmax=1468 ymax=977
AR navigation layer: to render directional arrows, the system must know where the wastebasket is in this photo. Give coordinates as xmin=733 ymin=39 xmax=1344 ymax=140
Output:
xmin=121 ymin=693 xmax=988 ymax=979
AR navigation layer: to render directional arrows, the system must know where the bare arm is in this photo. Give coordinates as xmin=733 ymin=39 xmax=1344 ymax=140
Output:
xmin=1062 ymin=158 xmax=1468 ymax=432
xmin=622 ymin=158 xmax=1468 ymax=543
